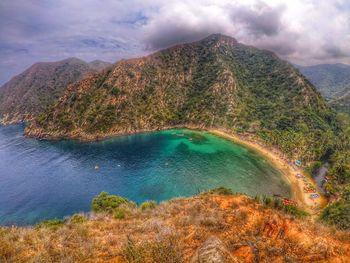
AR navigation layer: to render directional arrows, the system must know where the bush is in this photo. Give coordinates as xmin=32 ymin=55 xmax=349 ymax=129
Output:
xmin=321 ymin=199 xmax=350 ymax=230
xmin=283 ymin=205 xmax=309 ymax=219
xmin=259 ymin=195 xmax=308 ymax=218
xmin=111 ymin=87 xmax=122 ymax=96
xmin=91 ymin=192 xmax=129 ymax=213
xmin=140 ymin=201 xmax=157 ymax=211
xmin=321 ymin=186 xmax=350 ymax=230
xmin=254 ymin=195 xmax=261 ymax=203
xmin=36 ymin=219 xmax=64 ymax=230
xmin=262 ymin=196 xmax=272 ymax=206
xmin=207 ymin=187 xmax=234 ymax=195
xmin=113 ymin=207 xmax=131 ymax=219
xmin=70 ymin=214 xmax=86 ymax=224
xmin=306 ymin=161 xmax=322 ymax=175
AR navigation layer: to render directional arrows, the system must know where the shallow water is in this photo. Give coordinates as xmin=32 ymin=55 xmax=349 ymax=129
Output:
xmin=0 ymin=124 xmax=291 ymax=225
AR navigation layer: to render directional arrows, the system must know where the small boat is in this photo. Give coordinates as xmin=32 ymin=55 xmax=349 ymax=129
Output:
xmin=95 ymin=165 xmax=99 ymax=170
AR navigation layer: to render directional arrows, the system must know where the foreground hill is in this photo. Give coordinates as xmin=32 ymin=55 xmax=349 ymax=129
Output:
xmin=297 ymin=63 xmax=350 ymax=114
xmin=0 ymin=58 xmax=111 ymax=124
xmin=26 ymin=34 xmax=338 ymax=162
xmin=1 ymin=192 xmax=349 ymax=262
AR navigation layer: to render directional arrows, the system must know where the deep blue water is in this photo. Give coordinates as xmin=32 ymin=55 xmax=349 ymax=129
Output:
xmin=0 ymin=124 xmax=291 ymax=225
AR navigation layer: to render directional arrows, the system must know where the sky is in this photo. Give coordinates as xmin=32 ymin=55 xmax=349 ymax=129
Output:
xmin=1 ymin=0 xmax=350 ymax=85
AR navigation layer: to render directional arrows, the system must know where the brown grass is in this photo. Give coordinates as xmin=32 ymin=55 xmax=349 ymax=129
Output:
xmin=1 ymin=194 xmax=349 ymax=263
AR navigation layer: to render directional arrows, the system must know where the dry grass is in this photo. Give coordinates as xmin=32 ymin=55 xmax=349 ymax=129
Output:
xmin=1 ymin=194 xmax=350 ymax=262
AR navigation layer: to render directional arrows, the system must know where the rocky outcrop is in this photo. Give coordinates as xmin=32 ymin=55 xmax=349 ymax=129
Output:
xmin=191 ymin=236 xmax=238 ymax=263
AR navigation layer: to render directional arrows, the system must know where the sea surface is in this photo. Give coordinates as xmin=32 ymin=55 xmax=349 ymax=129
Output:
xmin=0 ymin=124 xmax=291 ymax=225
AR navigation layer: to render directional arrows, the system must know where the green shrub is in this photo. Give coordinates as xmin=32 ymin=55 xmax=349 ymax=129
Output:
xmin=262 ymin=196 xmax=272 ymax=206
xmin=321 ymin=201 xmax=350 ymax=230
xmin=208 ymin=187 xmax=234 ymax=196
xmin=70 ymin=214 xmax=86 ymax=224
xmin=36 ymin=219 xmax=64 ymax=230
xmin=140 ymin=201 xmax=157 ymax=211
xmin=113 ymin=207 xmax=131 ymax=219
xmin=306 ymin=161 xmax=322 ymax=175
xmin=283 ymin=205 xmax=309 ymax=219
xmin=321 ymin=188 xmax=350 ymax=230
xmin=91 ymin=192 xmax=129 ymax=213
xmin=111 ymin=87 xmax=122 ymax=96
xmin=254 ymin=195 xmax=261 ymax=203
xmin=273 ymin=198 xmax=283 ymax=209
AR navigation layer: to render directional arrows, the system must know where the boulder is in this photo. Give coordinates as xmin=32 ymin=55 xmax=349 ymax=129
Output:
xmin=191 ymin=236 xmax=238 ymax=263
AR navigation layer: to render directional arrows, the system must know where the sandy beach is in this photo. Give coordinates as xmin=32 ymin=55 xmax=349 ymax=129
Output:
xmin=208 ymin=129 xmax=327 ymax=215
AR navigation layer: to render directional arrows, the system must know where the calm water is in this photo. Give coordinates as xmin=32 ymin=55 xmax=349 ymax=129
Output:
xmin=0 ymin=124 xmax=291 ymax=225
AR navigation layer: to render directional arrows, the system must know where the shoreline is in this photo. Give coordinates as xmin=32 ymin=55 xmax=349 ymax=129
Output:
xmin=208 ymin=129 xmax=327 ymax=214
xmin=24 ymin=124 xmax=326 ymax=213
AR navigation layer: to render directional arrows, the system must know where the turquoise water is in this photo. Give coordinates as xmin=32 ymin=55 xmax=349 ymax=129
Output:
xmin=0 ymin=124 xmax=291 ymax=225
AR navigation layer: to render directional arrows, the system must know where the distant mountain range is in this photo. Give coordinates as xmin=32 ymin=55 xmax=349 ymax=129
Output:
xmin=297 ymin=63 xmax=350 ymax=114
xmin=0 ymin=58 xmax=111 ymax=124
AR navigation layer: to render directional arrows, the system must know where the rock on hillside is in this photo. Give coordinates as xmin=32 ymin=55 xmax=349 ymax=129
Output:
xmin=0 ymin=58 xmax=110 ymax=124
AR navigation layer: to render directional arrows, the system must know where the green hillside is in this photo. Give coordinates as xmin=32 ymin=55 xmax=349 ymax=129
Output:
xmin=27 ymin=34 xmax=338 ymax=162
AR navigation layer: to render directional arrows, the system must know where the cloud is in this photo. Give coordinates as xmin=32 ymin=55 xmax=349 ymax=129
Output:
xmin=1 ymin=0 xmax=350 ymax=85
xmin=323 ymin=44 xmax=349 ymax=59
xmin=231 ymin=2 xmax=285 ymax=37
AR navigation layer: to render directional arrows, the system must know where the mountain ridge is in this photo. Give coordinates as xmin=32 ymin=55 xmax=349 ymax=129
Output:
xmin=26 ymin=34 xmax=338 ymax=164
xmin=0 ymin=57 xmax=111 ymax=124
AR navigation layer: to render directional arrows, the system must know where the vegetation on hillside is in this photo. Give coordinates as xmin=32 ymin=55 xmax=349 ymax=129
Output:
xmin=27 ymin=34 xmax=338 ymax=162
xmin=1 ymin=191 xmax=349 ymax=262
xmin=0 ymin=58 xmax=111 ymax=124
xmin=321 ymin=186 xmax=350 ymax=230
xmin=319 ymin=113 xmax=350 ymax=230
xmin=297 ymin=63 xmax=350 ymax=115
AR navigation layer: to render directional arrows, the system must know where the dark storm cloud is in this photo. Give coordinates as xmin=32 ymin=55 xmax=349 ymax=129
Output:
xmin=141 ymin=1 xmax=287 ymax=50
xmin=143 ymin=26 xmax=218 ymax=50
xmin=260 ymin=41 xmax=296 ymax=56
xmin=232 ymin=2 xmax=285 ymax=37
xmin=323 ymin=45 xmax=349 ymax=59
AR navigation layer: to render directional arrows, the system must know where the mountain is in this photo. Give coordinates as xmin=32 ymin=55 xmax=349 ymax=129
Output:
xmin=331 ymin=94 xmax=350 ymax=114
xmin=296 ymin=63 xmax=350 ymax=99
xmin=0 ymin=58 xmax=110 ymax=124
xmin=296 ymin=63 xmax=350 ymax=114
xmin=26 ymin=34 xmax=338 ymax=161
xmin=2 ymin=191 xmax=350 ymax=262
xmin=88 ymin=60 xmax=112 ymax=71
